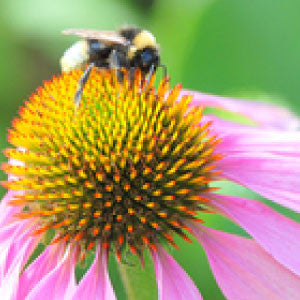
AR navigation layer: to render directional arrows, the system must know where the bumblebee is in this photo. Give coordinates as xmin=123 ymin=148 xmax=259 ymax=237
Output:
xmin=60 ymin=26 xmax=166 ymax=106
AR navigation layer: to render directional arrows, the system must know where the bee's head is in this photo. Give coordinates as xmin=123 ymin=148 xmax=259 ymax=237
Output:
xmin=132 ymin=47 xmax=160 ymax=74
xmin=129 ymin=30 xmax=160 ymax=74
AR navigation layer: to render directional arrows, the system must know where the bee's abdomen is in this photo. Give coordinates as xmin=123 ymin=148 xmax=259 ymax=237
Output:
xmin=60 ymin=40 xmax=89 ymax=72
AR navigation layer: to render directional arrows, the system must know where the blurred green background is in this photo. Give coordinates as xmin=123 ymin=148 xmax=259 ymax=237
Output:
xmin=1 ymin=0 xmax=300 ymax=299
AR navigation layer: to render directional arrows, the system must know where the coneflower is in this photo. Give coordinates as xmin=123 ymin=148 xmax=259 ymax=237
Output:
xmin=1 ymin=69 xmax=300 ymax=299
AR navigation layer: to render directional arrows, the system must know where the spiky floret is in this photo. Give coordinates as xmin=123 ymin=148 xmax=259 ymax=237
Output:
xmin=2 ymin=69 xmax=221 ymax=261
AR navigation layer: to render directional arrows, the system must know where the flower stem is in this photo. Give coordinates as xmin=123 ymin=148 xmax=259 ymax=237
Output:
xmin=117 ymin=252 xmax=157 ymax=300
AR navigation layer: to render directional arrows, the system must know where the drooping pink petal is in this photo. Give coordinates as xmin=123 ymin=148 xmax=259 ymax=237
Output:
xmin=205 ymin=192 xmax=300 ymax=276
xmin=71 ymin=250 xmax=116 ymax=300
xmin=203 ymin=115 xmax=300 ymax=156
xmin=217 ymin=130 xmax=300 ymax=157
xmin=16 ymin=244 xmax=65 ymax=299
xmin=25 ymin=248 xmax=77 ymax=300
xmin=4 ymin=226 xmax=35 ymax=275
xmin=189 ymin=224 xmax=300 ymax=300
xmin=0 ymin=236 xmax=35 ymax=300
xmin=152 ymin=245 xmax=202 ymax=300
xmin=0 ymin=221 xmax=34 ymax=280
xmin=182 ymin=90 xmax=300 ymax=130
xmin=0 ymin=222 xmax=19 ymax=244
xmin=0 ymin=224 xmax=21 ymax=280
xmin=0 ymin=158 xmax=26 ymax=227
xmin=0 ymin=224 xmax=37 ymax=300
xmin=0 ymin=252 xmax=24 ymax=300
xmin=0 ymin=190 xmax=23 ymax=227
xmin=215 ymin=152 xmax=300 ymax=212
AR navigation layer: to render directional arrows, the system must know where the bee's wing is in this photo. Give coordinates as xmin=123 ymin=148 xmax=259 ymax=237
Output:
xmin=62 ymin=28 xmax=128 ymax=45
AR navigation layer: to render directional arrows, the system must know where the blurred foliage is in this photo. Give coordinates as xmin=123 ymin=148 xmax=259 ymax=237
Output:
xmin=131 ymin=0 xmax=156 ymax=11
xmin=1 ymin=0 xmax=300 ymax=299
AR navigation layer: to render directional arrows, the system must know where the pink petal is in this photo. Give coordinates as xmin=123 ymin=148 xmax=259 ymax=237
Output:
xmin=4 ymin=227 xmax=34 ymax=276
xmin=0 ymin=223 xmax=19 ymax=243
xmin=204 ymin=115 xmax=300 ymax=156
xmin=0 ymin=237 xmax=35 ymax=300
xmin=0 ymin=190 xmax=23 ymax=227
xmin=215 ymin=152 xmax=300 ymax=212
xmin=71 ymin=250 xmax=116 ymax=300
xmin=0 ymin=221 xmax=34 ymax=280
xmin=16 ymin=244 xmax=65 ymax=299
xmin=25 ymin=248 xmax=77 ymax=300
xmin=205 ymin=192 xmax=300 ymax=276
xmin=182 ymin=90 xmax=300 ymax=130
xmin=152 ymin=245 xmax=202 ymax=300
xmin=0 ymin=157 xmax=26 ymax=227
xmin=189 ymin=224 xmax=300 ymax=300
xmin=0 ymin=224 xmax=23 ymax=280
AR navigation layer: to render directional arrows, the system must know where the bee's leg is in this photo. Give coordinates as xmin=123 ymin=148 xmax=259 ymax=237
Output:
xmin=143 ymin=64 xmax=155 ymax=91
xmin=110 ymin=49 xmax=122 ymax=82
xmin=129 ymin=67 xmax=135 ymax=84
xmin=159 ymin=64 xmax=168 ymax=79
xmin=74 ymin=62 xmax=95 ymax=108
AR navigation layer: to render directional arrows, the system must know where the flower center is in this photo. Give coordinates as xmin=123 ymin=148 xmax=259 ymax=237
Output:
xmin=2 ymin=69 xmax=221 ymax=261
